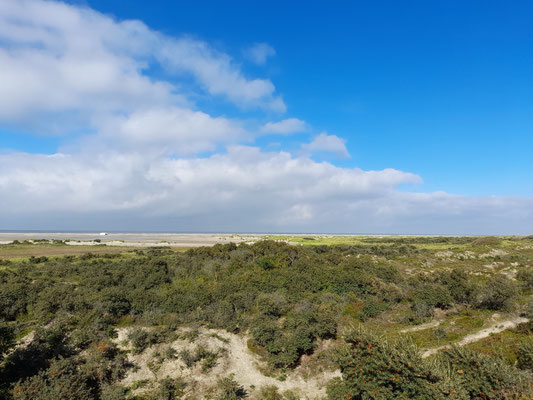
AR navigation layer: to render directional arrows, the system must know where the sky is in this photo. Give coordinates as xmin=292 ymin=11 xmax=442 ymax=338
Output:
xmin=0 ymin=0 xmax=532 ymax=234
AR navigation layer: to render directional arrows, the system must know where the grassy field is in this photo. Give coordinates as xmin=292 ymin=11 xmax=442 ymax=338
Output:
xmin=0 ymin=242 xmax=139 ymax=259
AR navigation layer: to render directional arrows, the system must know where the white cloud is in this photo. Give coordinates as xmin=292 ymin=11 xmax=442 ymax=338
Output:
xmin=1 ymin=147 xmax=532 ymax=234
xmin=0 ymin=146 xmax=419 ymax=217
xmin=244 ymin=42 xmax=276 ymax=65
xmin=0 ymin=0 xmax=285 ymax=132
xmin=97 ymin=107 xmax=247 ymax=155
xmin=157 ymin=39 xmax=284 ymax=111
xmin=261 ymin=118 xmax=308 ymax=135
xmin=302 ymin=132 xmax=350 ymax=158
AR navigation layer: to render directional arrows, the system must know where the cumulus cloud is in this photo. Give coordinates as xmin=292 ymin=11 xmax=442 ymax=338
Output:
xmin=0 ymin=0 xmax=284 ymax=131
xmin=96 ymin=107 xmax=247 ymax=155
xmin=261 ymin=118 xmax=308 ymax=135
xmin=1 ymin=147 xmax=532 ymax=234
xmin=0 ymin=145 xmax=419 ymax=220
xmin=244 ymin=42 xmax=276 ymax=65
xmin=302 ymin=132 xmax=350 ymax=158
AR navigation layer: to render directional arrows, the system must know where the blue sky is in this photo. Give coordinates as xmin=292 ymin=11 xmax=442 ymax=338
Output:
xmin=0 ymin=0 xmax=532 ymax=233
xmin=83 ymin=0 xmax=533 ymax=196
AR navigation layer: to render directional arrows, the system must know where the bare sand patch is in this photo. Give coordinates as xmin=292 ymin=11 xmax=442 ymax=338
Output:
xmin=113 ymin=327 xmax=340 ymax=399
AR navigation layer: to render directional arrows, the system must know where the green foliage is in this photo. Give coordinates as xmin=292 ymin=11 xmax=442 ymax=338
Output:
xmin=215 ymin=375 xmax=247 ymax=400
xmin=439 ymin=269 xmax=476 ymax=305
xmin=329 ymin=328 xmax=533 ymax=400
xmin=359 ymin=299 xmax=387 ymax=321
xmin=412 ymin=282 xmax=454 ymax=310
xmin=128 ymin=328 xmax=157 ymax=354
xmin=0 ymin=320 xmax=15 ymax=356
xmin=1 ymin=239 xmax=531 ymax=399
xmin=478 ymin=276 xmax=519 ymax=311
xmin=256 ymin=292 xmax=288 ymax=317
xmin=328 ymin=328 xmax=447 ymax=399
xmin=516 ymin=339 xmax=533 ymax=371
xmin=178 ymin=345 xmax=218 ymax=371
xmin=254 ymin=385 xmax=300 ymax=400
xmin=157 ymin=377 xmax=187 ymax=399
xmin=255 ymin=385 xmax=282 ymax=399
xmin=436 ymin=346 xmax=532 ymax=399
xmin=409 ymin=300 xmax=435 ymax=324
xmin=516 ymin=268 xmax=533 ymax=291
xmin=11 ymin=357 xmax=95 ymax=400
xmin=471 ymin=237 xmax=502 ymax=246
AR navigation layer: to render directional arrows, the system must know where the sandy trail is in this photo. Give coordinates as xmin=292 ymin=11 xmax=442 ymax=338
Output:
xmin=422 ymin=315 xmax=528 ymax=358
xmin=400 ymin=320 xmax=441 ymax=333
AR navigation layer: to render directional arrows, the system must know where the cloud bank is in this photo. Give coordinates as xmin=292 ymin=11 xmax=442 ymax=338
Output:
xmin=0 ymin=0 xmax=532 ymax=234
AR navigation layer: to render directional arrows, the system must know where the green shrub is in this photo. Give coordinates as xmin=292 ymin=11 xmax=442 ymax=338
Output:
xmin=178 ymin=345 xmax=218 ymax=370
xmin=413 ymin=282 xmax=453 ymax=309
xmin=179 ymin=349 xmax=196 ymax=368
xmin=251 ymin=317 xmax=281 ymax=348
xmin=516 ymin=269 xmax=533 ymax=291
xmin=436 ymin=346 xmax=532 ymax=399
xmin=328 ymin=328 xmax=533 ymax=400
xmin=12 ymin=357 xmax=95 ymax=400
xmin=359 ymin=299 xmax=386 ymax=321
xmin=0 ymin=319 xmax=15 ymax=356
xmin=517 ymin=339 xmax=533 ymax=371
xmin=157 ymin=377 xmax=187 ymax=399
xmin=409 ymin=300 xmax=434 ymax=323
xmin=439 ymin=269 xmax=476 ymax=304
xmin=256 ymin=385 xmax=282 ymax=400
xmin=216 ymin=375 xmax=247 ymax=400
xmin=257 ymin=292 xmax=288 ymax=317
xmin=100 ymin=385 xmax=129 ymax=400
xmin=478 ymin=276 xmax=518 ymax=310
xmin=128 ymin=328 xmax=155 ymax=354
xmin=471 ymin=237 xmax=501 ymax=246
xmin=328 ymin=327 xmax=447 ymax=399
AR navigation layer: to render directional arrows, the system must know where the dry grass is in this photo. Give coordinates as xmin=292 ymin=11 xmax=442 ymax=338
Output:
xmin=0 ymin=243 xmax=138 ymax=258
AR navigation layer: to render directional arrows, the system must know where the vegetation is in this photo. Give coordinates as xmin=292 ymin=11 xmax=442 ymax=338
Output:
xmin=0 ymin=236 xmax=532 ymax=398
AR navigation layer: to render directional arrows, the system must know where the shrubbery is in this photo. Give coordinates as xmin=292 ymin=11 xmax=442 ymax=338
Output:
xmin=327 ymin=328 xmax=533 ymax=400
xmin=478 ymin=276 xmax=518 ymax=310
xmin=0 ymin=240 xmax=530 ymax=398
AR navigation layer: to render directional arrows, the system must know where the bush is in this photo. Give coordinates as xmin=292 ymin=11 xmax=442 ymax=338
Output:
xmin=328 ymin=328 xmax=533 ymax=400
xmin=216 ymin=375 xmax=247 ymax=400
xmin=0 ymin=320 xmax=15 ymax=356
xmin=251 ymin=317 xmax=281 ymax=348
xmin=516 ymin=268 xmax=533 ymax=291
xmin=157 ymin=377 xmax=187 ymax=399
xmin=359 ymin=299 xmax=386 ymax=322
xmin=256 ymin=385 xmax=282 ymax=400
xmin=257 ymin=292 xmax=287 ymax=317
xmin=478 ymin=276 xmax=518 ymax=310
xmin=517 ymin=339 xmax=533 ymax=371
xmin=413 ymin=282 xmax=453 ymax=309
xmin=179 ymin=345 xmax=218 ymax=370
xmin=178 ymin=348 xmax=194 ymax=368
xmin=471 ymin=237 xmax=501 ymax=246
xmin=128 ymin=328 xmax=154 ymax=354
xmin=328 ymin=328 xmax=447 ymax=399
xmin=437 ymin=346 xmax=532 ymax=399
xmin=12 ymin=357 xmax=95 ymax=400
xmin=409 ymin=300 xmax=434 ymax=323
xmin=439 ymin=269 xmax=476 ymax=304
